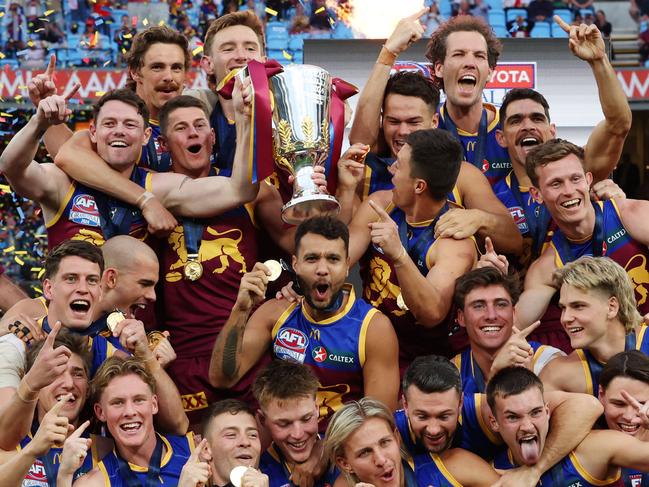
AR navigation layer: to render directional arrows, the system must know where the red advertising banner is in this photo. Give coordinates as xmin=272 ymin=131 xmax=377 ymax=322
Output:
xmin=616 ymin=69 xmax=649 ymax=101
xmin=486 ymin=62 xmax=536 ymax=89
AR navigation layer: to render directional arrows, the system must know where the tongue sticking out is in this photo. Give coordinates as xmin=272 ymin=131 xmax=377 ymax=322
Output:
xmin=520 ymin=439 xmax=540 ymax=464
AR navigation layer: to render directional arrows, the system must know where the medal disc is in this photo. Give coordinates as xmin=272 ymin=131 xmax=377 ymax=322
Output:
xmin=106 ymin=310 xmax=126 ymax=332
xmin=184 ymin=260 xmax=203 ymax=281
xmin=147 ymin=331 xmax=166 ymax=351
xmin=230 ymin=466 xmax=249 ymax=487
xmin=263 ymin=259 xmax=282 ymax=281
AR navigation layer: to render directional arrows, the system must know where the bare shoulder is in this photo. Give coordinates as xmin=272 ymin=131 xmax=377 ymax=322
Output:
xmin=539 ymin=352 xmax=587 ymax=393
xmin=73 ymin=466 xmax=107 ymax=486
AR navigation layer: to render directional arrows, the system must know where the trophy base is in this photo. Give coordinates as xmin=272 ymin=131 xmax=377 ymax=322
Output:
xmin=281 ymin=194 xmax=341 ymax=225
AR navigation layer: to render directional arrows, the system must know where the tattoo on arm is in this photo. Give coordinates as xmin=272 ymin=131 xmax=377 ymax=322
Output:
xmin=222 ymin=327 xmax=242 ymax=379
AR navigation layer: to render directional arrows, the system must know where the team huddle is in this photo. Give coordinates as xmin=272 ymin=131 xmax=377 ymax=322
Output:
xmin=0 ymin=5 xmax=648 ymax=487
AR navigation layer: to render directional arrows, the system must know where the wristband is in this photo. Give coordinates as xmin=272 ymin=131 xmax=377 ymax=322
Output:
xmin=17 ymin=380 xmax=38 ymax=403
xmin=377 ymin=45 xmax=398 ymax=66
xmin=135 ymin=191 xmax=155 ymax=210
xmin=392 ymin=245 xmax=408 ymax=268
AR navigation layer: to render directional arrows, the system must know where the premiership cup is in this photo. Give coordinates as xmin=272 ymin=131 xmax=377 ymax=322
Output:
xmin=269 ymin=65 xmax=341 ymax=225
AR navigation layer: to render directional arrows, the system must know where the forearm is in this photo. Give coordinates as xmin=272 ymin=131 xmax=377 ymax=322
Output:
xmin=0 ymin=447 xmax=39 ymax=487
xmin=0 ymin=116 xmax=44 ymax=176
xmin=336 ymin=187 xmax=359 ymax=225
xmin=43 ymin=124 xmax=74 ymax=159
xmin=349 ymin=60 xmax=392 ymax=149
xmin=515 ymin=290 xmax=552 ymax=328
xmin=394 ymin=258 xmax=448 ymax=326
xmin=231 ymin=113 xmax=259 ymax=203
xmin=476 ymin=210 xmax=523 ymax=255
xmin=0 ymin=380 xmax=39 ymax=450
xmin=0 ymin=275 xmax=28 ymax=312
xmin=208 ymin=307 xmax=252 ymax=388
xmin=145 ymin=358 xmax=189 ymax=435
xmin=56 ymin=466 xmax=75 ymax=487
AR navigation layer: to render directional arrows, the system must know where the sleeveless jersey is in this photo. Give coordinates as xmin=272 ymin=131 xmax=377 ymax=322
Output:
xmin=494 ymin=448 xmax=623 ymax=486
xmin=550 ymin=199 xmax=649 ymax=315
xmin=271 ymin=286 xmax=376 ymax=426
xmin=623 ymin=469 xmax=649 ymax=486
xmin=360 ymin=204 xmax=458 ymax=370
xmin=453 ymin=341 xmax=561 ymax=395
xmin=45 ymin=167 xmax=151 ymax=249
xmin=413 ymin=452 xmax=464 ymax=487
xmin=98 ymin=433 xmax=193 ymax=486
xmin=437 ymin=103 xmax=511 ymax=186
xmin=260 ymin=443 xmax=335 ymax=487
xmin=160 ymin=204 xmax=258 ymax=357
xmin=18 ymin=427 xmax=97 ymax=486
xmin=140 ymin=120 xmax=172 ymax=173
xmin=395 ymin=393 xmax=500 ymax=460
xmin=210 ymin=101 xmax=237 ymax=172
xmin=575 ymin=325 xmax=649 ymax=396
xmin=360 ymin=152 xmax=463 ymax=205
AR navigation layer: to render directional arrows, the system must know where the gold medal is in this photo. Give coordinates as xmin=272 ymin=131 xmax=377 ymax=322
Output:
xmin=106 ymin=310 xmax=126 ymax=332
xmin=263 ymin=259 xmax=282 ymax=281
xmin=184 ymin=259 xmax=203 ymax=281
xmin=147 ymin=331 xmax=166 ymax=351
xmin=396 ymin=293 xmax=409 ymax=311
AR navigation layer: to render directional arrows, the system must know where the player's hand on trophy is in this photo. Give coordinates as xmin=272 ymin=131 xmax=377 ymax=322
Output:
xmin=337 ymin=143 xmax=368 ymax=192
xmin=435 ymin=208 xmax=482 ymax=240
xmin=233 ymin=75 xmax=253 ymax=119
xmin=28 ymin=54 xmax=58 ymax=106
xmin=385 ymin=8 xmax=427 ymax=55
xmin=241 ymin=468 xmax=270 ymax=487
xmin=287 ymin=166 xmax=328 ymax=194
xmin=24 ymin=321 xmax=72 ymax=390
xmin=236 ymin=262 xmax=272 ymax=311
xmin=590 ymin=179 xmax=626 ymax=201
xmin=554 ymin=15 xmax=605 ymax=62
xmin=368 ymin=200 xmax=404 ymax=262
xmin=476 ymin=237 xmax=510 ymax=275
xmin=58 ymin=420 xmax=92 ymax=476
xmin=35 ymin=83 xmax=81 ymax=129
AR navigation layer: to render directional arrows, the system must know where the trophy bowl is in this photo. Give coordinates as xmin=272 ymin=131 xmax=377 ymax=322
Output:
xmin=270 ymin=65 xmax=341 ymax=225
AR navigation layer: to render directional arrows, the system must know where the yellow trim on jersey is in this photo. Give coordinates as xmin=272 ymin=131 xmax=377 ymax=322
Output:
xmin=358 ymin=308 xmax=378 ymax=367
xmin=474 ymin=393 xmax=501 ymax=445
xmin=99 ymin=460 xmax=110 ymax=484
xmin=550 ymin=241 xmax=565 ymax=268
xmin=145 ymin=172 xmax=154 ymax=192
xmin=128 ymin=434 xmax=173 ymax=472
xmin=575 ymin=349 xmax=594 ymax=396
xmin=46 ymin=182 xmax=77 ymax=228
xmin=106 ymin=341 xmax=116 ymax=358
xmin=362 ymin=164 xmax=372 ymax=201
xmin=452 ymin=103 xmax=500 ymax=136
xmin=430 ymin=454 xmax=462 ymax=487
xmin=636 ymin=325 xmax=648 ymax=349
xmin=452 ymin=353 xmax=462 ymax=370
xmin=149 ymin=118 xmax=160 ymax=126
xmin=187 ymin=431 xmax=196 ymax=450
xmin=244 ymin=202 xmax=258 ymax=229
xmin=450 ymin=184 xmax=463 ymax=208
xmin=532 ymin=345 xmax=548 ymax=368
xmin=569 ymin=451 xmax=621 ymax=485
xmin=37 ymin=296 xmax=48 ymax=314
xmin=303 ymin=285 xmax=356 ymax=325
xmin=271 ymin=302 xmax=300 ymax=339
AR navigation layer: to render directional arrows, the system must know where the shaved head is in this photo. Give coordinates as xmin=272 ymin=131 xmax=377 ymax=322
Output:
xmin=102 ymin=236 xmax=158 ymax=271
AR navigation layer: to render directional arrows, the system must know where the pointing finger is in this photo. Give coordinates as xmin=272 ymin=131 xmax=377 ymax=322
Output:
xmin=190 ymin=438 xmax=208 ymax=463
xmin=45 ymin=321 xmax=62 ymax=348
xmin=553 ymin=15 xmax=570 ymax=32
xmin=411 ymin=7 xmax=429 ymax=19
xmin=368 ymin=199 xmax=390 ymax=222
xmin=49 ymin=393 xmax=72 ymax=416
xmin=484 ymin=236 xmax=495 ymax=254
xmin=621 ymin=390 xmax=644 ymax=412
xmin=64 ymin=83 xmax=81 ymax=101
xmin=70 ymin=420 xmax=91 ymax=439
xmin=45 ymin=53 xmax=56 ymax=77
xmin=517 ymin=320 xmax=541 ymax=339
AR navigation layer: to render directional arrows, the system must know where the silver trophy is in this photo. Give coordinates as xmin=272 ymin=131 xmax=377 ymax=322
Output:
xmin=270 ymin=65 xmax=340 ymax=225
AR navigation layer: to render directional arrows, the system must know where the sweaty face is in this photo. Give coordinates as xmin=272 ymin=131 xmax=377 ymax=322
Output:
xmin=559 ymin=284 xmax=616 ymax=350
xmin=111 ymin=255 xmax=159 ymax=315
xmin=600 ymin=376 xmax=649 ymax=437
xmin=293 ymin=234 xmax=349 ymax=312
xmin=491 ymin=387 xmax=550 ymax=467
xmin=204 ymin=25 xmax=264 ymax=86
xmin=457 ymin=285 xmax=515 ymax=353
xmin=131 ymin=43 xmax=186 ymax=117
xmin=533 ymin=155 xmax=593 ymax=227
xmin=94 ymin=374 xmax=159 ymax=452
xmin=404 ymin=386 xmax=460 ymax=453
xmin=262 ymin=396 xmax=319 ymax=465
xmin=160 ymin=106 xmax=215 ymax=178
xmin=497 ymin=99 xmax=555 ymax=168
xmin=37 ymin=353 xmax=88 ymax=425
xmin=44 ymin=256 xmax=102 ymax=330
xmin=382 ymin=94 xmax=436 ymax=158
xmin=207 ymin=412 xmax=261 ymax=486
xmin=338 ymin=418 xmax=402 ymax=487
xmin=90 ymin=100 xmax=150 ymax=175
xmin=434 ymin=31 xmax=493 ymax=109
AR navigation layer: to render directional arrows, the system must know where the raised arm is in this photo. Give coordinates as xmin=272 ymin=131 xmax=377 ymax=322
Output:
xmin=151 ymin=77 xmax=259 ymax=217
xmin=515 ymin=250 xmax=558 ymax=328
xmin=437 ymin=162 xmax=523 ymax=255
xmin=554 ymin=16 xmax=632 ymax=181
xmin=208 ymin=262 xmax=281 ymax=389
xmin=362 ymin=313 xmax=400 ymax=411
xmin=348 ymin=10 xmax=426 ymax=150
xmin=0 ymin=273 xmax=28 ymax=314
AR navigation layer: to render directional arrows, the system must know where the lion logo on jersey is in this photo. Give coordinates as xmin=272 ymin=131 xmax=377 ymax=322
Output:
xmin=316 ymin=382 xmax=351 ymax=420
xmin=166 ymin=225 xmax=247 ymax=282
xmin=363 ymin=256 xmax=406 ymax=316
xmin=625 ymin=254 xmax=649 ymax=305
xmin=72 ymin=229 xmax=105 ymax=247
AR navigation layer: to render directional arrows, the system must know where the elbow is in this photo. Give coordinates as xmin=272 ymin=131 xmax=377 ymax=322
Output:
xmin=412 ymin=306 xmax=447 ymax=328
xmin=208 ymin=369 xmax=232 ymax=389
xmin=53 ymin=148 xmax=72 ymax=171
xmin=176 ymin=415 xmax=190 ymax=435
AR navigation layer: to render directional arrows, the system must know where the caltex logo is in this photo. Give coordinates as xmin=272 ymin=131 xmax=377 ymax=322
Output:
xmin=312 ymin=346 xmax=327 ymax=363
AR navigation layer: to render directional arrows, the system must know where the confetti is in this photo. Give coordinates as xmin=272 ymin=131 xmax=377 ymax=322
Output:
xmin=95 ymin=91 xmax=106 ymax=96
xmin=143 ymin=18 xmax=149 ymax=26
xmin=3 ymin=246 xmax=15 ymax=253
xmin=265 ymin=6 xmax=278 ymax=16
xmin=14 ymin=256 xmax=24 ymax=266
xmin=282 ymin=50 xmax=293 ymax=60
xmin=44 ymin=9 xmax=55 ymax=16
xmin=192 ymin=46 xmax=203 ymax=55
xmin=315 ymin=6 xmax=325 ymax=13
xmin=1 ymin=112 xmax=13 ymax=117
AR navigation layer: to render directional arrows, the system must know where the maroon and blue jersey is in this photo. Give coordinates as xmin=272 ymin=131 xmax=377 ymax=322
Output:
xmin=494 ymin=448 xmax=623 ymax=486
xmin=437 ymin=103 xmax=511 ymax=186
xmin=271 ymin=286 xmax=376 ymax=427
xmin=260 ymin=443 xmax=336 ymax=487
xmin=45 ymin=167 xmax=151 ymax=249
xmin=549 ymin=199 xmax=649 ymax=316
xmin=97 ymin=433 xmax=193 ymax=486
xmin=574 ymin=325 xmax=649 ymax=397
xmin=413 ymin=452 xmax=467 ymax=487
xmin=140 ymin=120 xmax=172 ymax=173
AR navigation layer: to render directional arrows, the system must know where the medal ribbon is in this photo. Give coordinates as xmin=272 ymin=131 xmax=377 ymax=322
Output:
xmin=326 ymin=77 xmax=358 ymax=196
xmin=42 ymin=316 xmax=106 ymax=338
xmin=211 ymin=101 xmax=237 ymax=172
xmin=183 ymin=219 xmax=205 ymax=259
xmin=470 ymin=352 xmax=486 ymax=393
xmin=508 ymin=171 xmax=551 ymax=258
xmin=93 ymin=167 xmax=143 ymax=240
xmin=440 ymin=104 xmax=488 ymax=171
xmin=144 ymin=136 xmax=172 ymax=173
xmin=396 ymin=204 xmax=449 ymax=275
xmin=115 ymin=435 xmax=163 ymax=487
xmin=553 ymin=201 xmax=605 ymax=262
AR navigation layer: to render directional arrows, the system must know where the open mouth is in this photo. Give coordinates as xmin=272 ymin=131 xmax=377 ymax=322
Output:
xmin=314 ymin=283 xmax=330 ymax=301
xmin=287 ymin=439 xmax=309 ymax=453
xmin=618 ymin=423 xmax=640 ymax=434
xmin=56 ymin=393 xmax=77 ymax=404
xmin=129 ymin=302 xmax=147 ymax=317
xmin=70 ymin=299 xmax=91 ymax=313
xmin=109 ymin=141 xmax=128 ymax=148
xmin=518 ymin=434 xmax=540 ymax=464
xmin=565 ymin=325 xmax=584 ymax=335
xmin=480 ymin=325 xmax=503 ymax=334
xmin=560 ymin=198 xmax=580 ymax=209
xmin=157 ymin=86 xmax=178 ymax=95
xmin=459 ymin=74 xmax=477 ymax=89
xmin=120 ymin=422 xmax=143 ymax=434
xmin=380 ymin=467 xmax=395 ymax=482
xmin=187 ymin=144 xmax=202 ymax=154
xmin=519 ymin=136 xmax=540 ymax=148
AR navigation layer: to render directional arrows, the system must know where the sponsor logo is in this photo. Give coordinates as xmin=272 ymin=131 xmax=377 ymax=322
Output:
xmin=486 ymin=63 xmax=536 ymax=89
xmin=606 ymin=228 xmax=626 ymax=245
xmin=312 ymin=346 xmax=355 ymax=365
xmin=482 ymin=160 xmax=490 ymax=173
xmin=274 ymin=328 xmax=308 ymax=363
xmin=181 ymin=391 xmax=209 ymax=411
xmin=510 ymin=206 xmax=528 ymax=233
xmin=69 ymin=194 xmax=101 ymax=227
xmin=25 ymin=459 xmax=48 ymax=485
xmin=312 ymin=346 xmax=327 ymax=363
